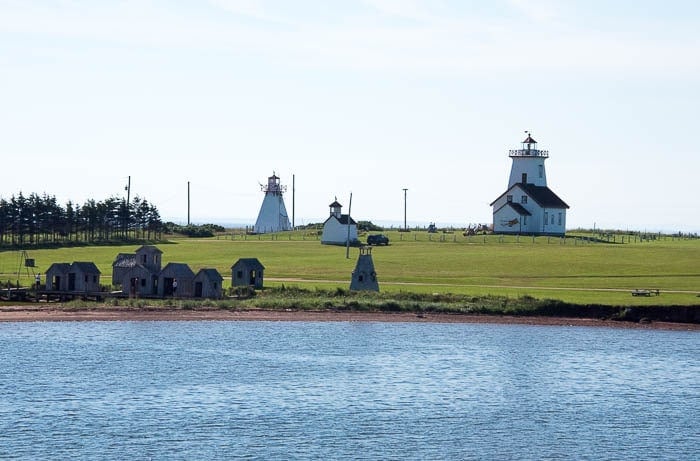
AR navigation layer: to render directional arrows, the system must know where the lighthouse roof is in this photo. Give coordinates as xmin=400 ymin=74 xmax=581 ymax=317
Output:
xmin=490 ymin=183 xmax=569 ymax=208
xmin=523 ymin=135 xmax=537 ymax=144
xmin=519 ymin=183 xmax=569 ymax=208
xmin=329 ymin=200 xmax=342 ymax=208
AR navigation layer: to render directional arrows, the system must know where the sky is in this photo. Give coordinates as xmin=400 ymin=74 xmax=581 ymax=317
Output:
xmin=1 ymin=0 xmax=699 ymax=232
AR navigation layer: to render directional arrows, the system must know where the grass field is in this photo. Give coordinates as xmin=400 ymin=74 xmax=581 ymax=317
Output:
xmin=1 ymin=231 xmax=699 ymax=306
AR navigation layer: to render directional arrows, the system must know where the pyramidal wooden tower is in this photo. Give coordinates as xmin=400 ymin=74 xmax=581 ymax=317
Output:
xmin=254 ymin=172 xmax=291 ymax=234
xmin=350 ymin=246 xmax=379 ymax=291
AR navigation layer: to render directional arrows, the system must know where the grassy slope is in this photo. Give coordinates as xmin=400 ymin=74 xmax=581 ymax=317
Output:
xmin=1 ymin=231 xmax=698 ymax=306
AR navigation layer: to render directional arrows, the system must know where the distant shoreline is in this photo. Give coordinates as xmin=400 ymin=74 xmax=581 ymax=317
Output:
xmin=0 ymin=306 xmax=697 ymax=330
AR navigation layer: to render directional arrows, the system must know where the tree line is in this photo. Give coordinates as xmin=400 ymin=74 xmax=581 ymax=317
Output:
xmin=0 ymin=192 xmax=164 ymax=248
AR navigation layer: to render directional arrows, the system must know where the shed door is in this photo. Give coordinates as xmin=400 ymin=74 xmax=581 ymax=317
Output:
xmin=194 ymin=282 xmax=203 ymax=297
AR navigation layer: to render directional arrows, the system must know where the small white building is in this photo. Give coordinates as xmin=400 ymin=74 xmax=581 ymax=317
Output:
xmin=321 ymin=200 xmax=359 ymax=245
xmin=490 ymin=133 xmax=569 ymax=236
xmin=254 ymin=172 xmax=291 ymax=233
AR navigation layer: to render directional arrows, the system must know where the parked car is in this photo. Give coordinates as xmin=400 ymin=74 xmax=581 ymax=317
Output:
xmin=367 ymin=234 xmax=389 ymax=245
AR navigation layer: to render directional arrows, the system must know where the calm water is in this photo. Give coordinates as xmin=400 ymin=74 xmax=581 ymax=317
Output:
xmin=0 ymin=321 xmax=698 ymax=460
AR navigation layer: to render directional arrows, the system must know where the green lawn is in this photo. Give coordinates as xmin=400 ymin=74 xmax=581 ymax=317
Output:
xmin=1 ymin=231 xmax=698 ymax=306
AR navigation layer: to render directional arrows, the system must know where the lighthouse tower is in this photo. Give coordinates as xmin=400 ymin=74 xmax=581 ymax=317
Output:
xmin=508 ymin=131 xmax=548 ymax=188
xmin=490 ymin=132 xmax=569 ymax=236
xmin=254 ymin=172 xmax=291 ymax=233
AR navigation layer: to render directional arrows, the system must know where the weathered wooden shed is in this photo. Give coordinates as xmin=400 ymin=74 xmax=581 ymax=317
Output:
xmin=119 ymin=264 xmax=159 ymax=297
xmin=231 ymin=258 xmax=265 ymax=289
xmin=112 ymin=245 xmax=162 ymax=286
xmin=159 ymin=262 xmax=195 ymax=297
xmin=193 ymin=268 xmax=224 ymax=299
xmin=45 ymin=263 xmax=71 ymax=291
xmin=68 ymin=262 xmax=102 ymax=292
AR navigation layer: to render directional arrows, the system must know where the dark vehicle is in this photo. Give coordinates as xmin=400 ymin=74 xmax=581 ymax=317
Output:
xmin=367 ymin=234 xmax=389 ymax=246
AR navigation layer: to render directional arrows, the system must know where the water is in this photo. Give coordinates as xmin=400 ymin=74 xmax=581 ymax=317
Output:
xmin=0 ymin=321 xmax=698 ymax=460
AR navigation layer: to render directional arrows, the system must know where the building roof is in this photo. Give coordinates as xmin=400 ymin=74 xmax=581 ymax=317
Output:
xmin=71 ymin=262 xmax=101 ymax=274
xmin=490 ymin=183 xmax=569 ymax=209
xmin=323 ymin=214 xmax=357 ymax=226
xmin=519 ymin=183 xmax=569 ymax=208
xmin=113 ymin=253 xmax=137 ymax=268
xmin=195 ymin=268 xmax=223 ymax=282
xmin=231 ymin=258 xmax=265 ymax=270
xmin=329 ymin=200 xmax=342 ymax=208
xmin=161 ymin=262 xmax=195 ymax=278
xmin=46 ymin=262 xmax=71 ymax=274
xmin=506 ymin=202 xmax=532 ymax=216
xmin=135 ymin=245 xmax=162 ymax=254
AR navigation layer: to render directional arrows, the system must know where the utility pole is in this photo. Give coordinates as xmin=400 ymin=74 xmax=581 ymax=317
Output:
xmin=187 ymin=181 xmax=191 ymax=226
xmin=402 ymin=188 xmax=408 ymax=231
xmin=292 ymin=174 xmax=295 ymax=230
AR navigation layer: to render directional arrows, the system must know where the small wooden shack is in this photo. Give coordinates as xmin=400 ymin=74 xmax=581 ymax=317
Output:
xmin=193 ymin=268 xmax=224 ymax=299
xmin=231 ymin=258 xmax=265 ymax=289
xmin=68 ymin=262 xmax=102 ymax=292
xmin=45 ymin=263 xmax=71 ymax=291
xmin=159 ymin=262 xmax=195 ymax=297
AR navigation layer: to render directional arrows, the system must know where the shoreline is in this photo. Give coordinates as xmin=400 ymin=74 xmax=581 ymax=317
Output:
xmin=0 ymin=306 xmax=698 ymax=330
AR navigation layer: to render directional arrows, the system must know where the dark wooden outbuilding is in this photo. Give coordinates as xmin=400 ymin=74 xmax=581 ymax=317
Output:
xmin=231 ymin=258 xmax=265 ymax=289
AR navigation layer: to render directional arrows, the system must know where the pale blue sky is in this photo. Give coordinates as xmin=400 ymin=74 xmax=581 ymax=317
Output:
xmin=2 ymin=0 xmax=698 ymax=231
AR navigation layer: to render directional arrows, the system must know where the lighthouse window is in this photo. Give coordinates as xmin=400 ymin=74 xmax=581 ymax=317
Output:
xmin=507 ymin=195 xmax=513 ymax=203
xmin=521 ymin=196 xmax=527 ymax=204
xmin=539 ymin=165 xmax=543 ymax=178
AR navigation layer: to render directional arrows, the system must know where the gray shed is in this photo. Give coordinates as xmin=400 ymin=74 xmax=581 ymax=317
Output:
xmin=68 ymin=262 xmax=102 ymax=292
xmin=112 ymin=245 xmax=163 ymax=286
xmin=119 ymin=264 xmax=159 ymax=298
xmin=159 ymin=262 xmax=195 ymax=297
xmin=231 ymin=258 xmax=265 ymax=289
xmin=193 ymin=268 xmax=224 ymax=299
xmin=45 ymin=263 xmax=71 ymax=291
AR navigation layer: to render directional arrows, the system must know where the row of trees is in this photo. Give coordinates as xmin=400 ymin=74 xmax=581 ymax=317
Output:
xmin=0 ymin=192 xmax=164 ymax=247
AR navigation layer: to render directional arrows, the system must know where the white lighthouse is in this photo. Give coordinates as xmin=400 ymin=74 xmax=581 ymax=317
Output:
xmin=490 ymin=132 xmax=569 ymax=236
xmin=254 ymin=172 xmax=291 ymax=234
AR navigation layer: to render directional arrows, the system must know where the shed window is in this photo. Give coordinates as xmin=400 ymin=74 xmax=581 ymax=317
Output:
xmin=521 ymin=196 xmax=527 ymax=204
xmin=544 ymin=212 xmax=548 ymax=225
xmin=506 ymin=195 xmax=513 ymax=203
xmin=551 ymin=214 xmax=555 ymax=225
xmin=558 ymin=213 xmax=562 ymax=225
xmin=237 ymin=270 xmax=243 ymax=279
xmin=141 ymin=278 xmax=146 ymax=287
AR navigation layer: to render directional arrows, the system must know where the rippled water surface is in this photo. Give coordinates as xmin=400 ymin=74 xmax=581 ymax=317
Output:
xmin=1 ymin=321 xmax=698 ymax=460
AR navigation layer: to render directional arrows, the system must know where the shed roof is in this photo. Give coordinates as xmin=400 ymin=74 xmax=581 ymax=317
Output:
xmin=113 ymin=253 xmax=137 ymax=268
xmin=71 ymin=262 xmax=101 ymax=274
xmin=195 ymin=268 xmax=223 ymax=282
xmin=135 ymin=245 xmax=162 ymax=254
xmin=161 ymin=262 xmax=195 ymax=278
xmin=46 ymin=262 xmax=71 ymax=274
xmin=231 ymin=258 xmax=265 ymax=270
